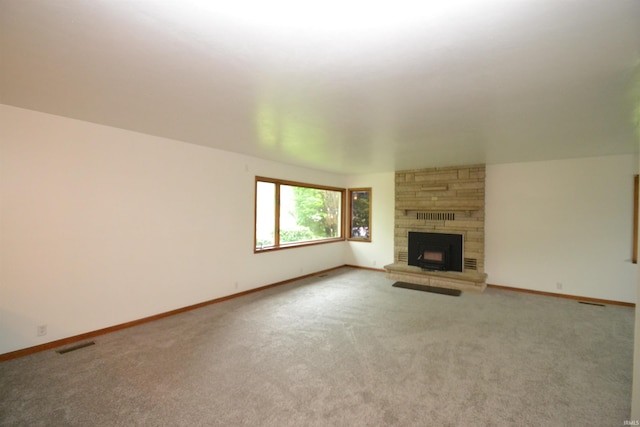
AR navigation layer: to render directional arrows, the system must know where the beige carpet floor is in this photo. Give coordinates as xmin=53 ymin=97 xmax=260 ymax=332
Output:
xmin=0 ymin=267 xmax=634 ymax=426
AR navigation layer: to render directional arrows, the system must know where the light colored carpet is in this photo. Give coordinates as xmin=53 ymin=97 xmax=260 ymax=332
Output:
xmin=0 ymin=267 xmax=634 ymax=426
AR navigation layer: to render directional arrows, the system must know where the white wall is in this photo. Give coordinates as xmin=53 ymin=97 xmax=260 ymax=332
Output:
xmin=344 ymin=173 xmax=395 ymax=269
xmin=0 ymin=105 xmax=348 ymax=354
xmin=485 ymin=155 xmax=638 ymax=303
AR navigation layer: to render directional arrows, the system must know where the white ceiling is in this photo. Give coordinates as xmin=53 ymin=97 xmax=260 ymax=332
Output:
xmin=1 ymin=0 xmax=639 ymax=174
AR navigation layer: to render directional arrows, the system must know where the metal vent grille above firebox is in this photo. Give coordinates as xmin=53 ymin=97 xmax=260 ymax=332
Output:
xmin=416 ymin=212 xmax=455 ymax=221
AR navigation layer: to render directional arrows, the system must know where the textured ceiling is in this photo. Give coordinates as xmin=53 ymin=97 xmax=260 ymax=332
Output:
xmin=1 ymin=0 xmax=639 ymax=174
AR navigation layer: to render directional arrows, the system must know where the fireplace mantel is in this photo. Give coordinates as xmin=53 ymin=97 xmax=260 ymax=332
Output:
xmin=384 ymin=263 xmax=487 ymax=293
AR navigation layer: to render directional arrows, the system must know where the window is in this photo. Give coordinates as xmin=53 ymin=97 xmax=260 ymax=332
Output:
xmin=255 ymin=177 xmax=344 ymax=251
xmin=348 ymin=188 xmax=371 ymax=241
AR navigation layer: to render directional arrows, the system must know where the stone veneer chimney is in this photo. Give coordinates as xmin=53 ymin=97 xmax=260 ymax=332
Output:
xmin=385 ymin=164 xmax=487 ymax=292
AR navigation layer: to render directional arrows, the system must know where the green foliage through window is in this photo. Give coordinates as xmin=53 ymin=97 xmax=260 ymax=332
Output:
xmin=255 ymin=178 xmax=344 ymax=250
xmin=349 ymin=188 xmax=371 ymax=241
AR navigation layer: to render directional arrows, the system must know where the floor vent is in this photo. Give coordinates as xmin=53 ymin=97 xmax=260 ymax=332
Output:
xmin=398 ymin=251 xmax=408 ymax=263
xmin=416 ymin=212 xmax=455 ymax=221
xmin=464 ymin=258 xmax=478 ymax=270
xmin=393 ymin=281 xmax=461 ymax=296
xmin=56 ymin=341 xmax=95 ymax=354
xmin=578 ymin=301 xmax=605 ymax=307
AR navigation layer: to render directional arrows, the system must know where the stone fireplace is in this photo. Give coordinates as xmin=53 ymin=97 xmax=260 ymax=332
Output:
xmin=384 ymin=164 xmax=488 ymax=292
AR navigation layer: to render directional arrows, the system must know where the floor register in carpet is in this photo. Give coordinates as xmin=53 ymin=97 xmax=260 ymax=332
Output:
xmin=392 ymin=281 xmax=462 ymax=296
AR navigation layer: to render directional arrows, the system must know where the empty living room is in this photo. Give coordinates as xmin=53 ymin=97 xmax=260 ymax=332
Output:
xmin=1 ymin=1 xmax=640 ymax=426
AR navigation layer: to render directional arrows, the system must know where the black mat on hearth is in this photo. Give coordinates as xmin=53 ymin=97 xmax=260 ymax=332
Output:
xmin=392 ymin=281 xmax=462 ymax=296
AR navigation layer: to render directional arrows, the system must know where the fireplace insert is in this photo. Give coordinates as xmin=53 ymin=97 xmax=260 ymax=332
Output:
xmin=408 ymin=232 xmax=463 ymax=272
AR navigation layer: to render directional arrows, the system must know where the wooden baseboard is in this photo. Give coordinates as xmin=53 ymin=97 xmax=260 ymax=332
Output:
xmin=344 ymin=264 xmax=387 ymax=273
xmin=487 ymin=283 xmax=635 ymax=307
xmin=0 ymin=265 xmax=347 ymax=363
xmin=3 ymin=268 xmax=633 ymax=362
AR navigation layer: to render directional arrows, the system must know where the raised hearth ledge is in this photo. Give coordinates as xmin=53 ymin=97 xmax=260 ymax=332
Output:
xmin=384 ymin=263 xmax=487 ymax=293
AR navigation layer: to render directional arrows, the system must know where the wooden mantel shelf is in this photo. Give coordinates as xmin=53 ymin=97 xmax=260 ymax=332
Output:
xmin=384 ymin=263 xmax=487 ymax=293
xmin=401 ymin=208 xmax=482 ymax=215
xmin=399 ymin=203 xmax=484 ymax=211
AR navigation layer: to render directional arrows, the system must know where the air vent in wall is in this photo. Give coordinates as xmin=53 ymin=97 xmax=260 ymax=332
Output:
xmin=464 ymin=258 xmax=478 ymax=271
xmin=398 ymin=251 xmax=408 ymax=263
xmin=416 ymin=212 xmax=455 ymax=221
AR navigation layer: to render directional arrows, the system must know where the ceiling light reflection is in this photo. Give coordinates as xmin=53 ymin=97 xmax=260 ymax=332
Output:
xmin=190 ymin=0 xmax=479 ymax=37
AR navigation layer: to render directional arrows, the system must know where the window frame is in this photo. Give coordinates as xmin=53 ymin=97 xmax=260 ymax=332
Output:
xmin=347 ymin=188 xmax=372 ymax=242
xmin=254 ymin=176 xmax=346 ymax=252
xmin=634 ymin=175 xmax=638 ymax=264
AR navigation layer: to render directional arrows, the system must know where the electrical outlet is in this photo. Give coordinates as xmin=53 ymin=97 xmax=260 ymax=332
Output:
xmin=372 ymin=260 xmax=377 ymax=266
xmin=234 ymin=281 xmax=239 ymax=289
xmin=37 ymin=325 xmax=47 ymax=336
xmin=556 ymin=282 xmax=563 ymax=290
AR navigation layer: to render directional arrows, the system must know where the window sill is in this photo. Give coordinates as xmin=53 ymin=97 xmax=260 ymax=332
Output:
xmin=255 ymin=238 xmax=344 ymax=253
